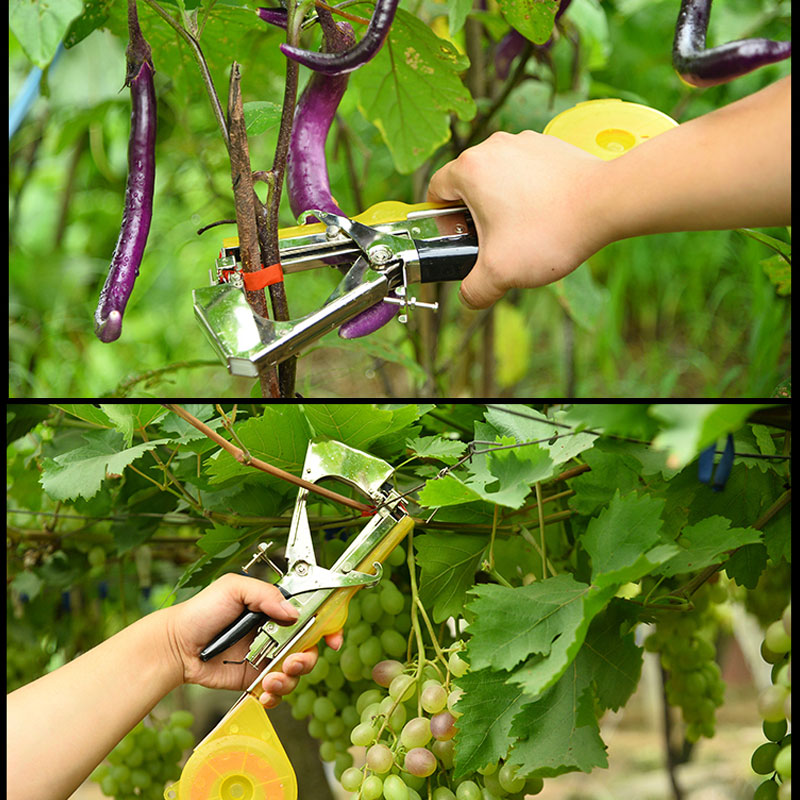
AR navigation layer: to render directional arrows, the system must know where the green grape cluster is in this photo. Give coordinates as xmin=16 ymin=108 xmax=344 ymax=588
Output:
xmin=337 ymin=649 xmax=544 ymax=800
xmin=643 ymin=581 xmax=727 ymax=742
xmin=91 ymin=711 xmax=195 ymax=800
xmin=284 ymin=542 xmax=411 ymax=781
xmin=752 ymin=602 xmax=791 ymax=800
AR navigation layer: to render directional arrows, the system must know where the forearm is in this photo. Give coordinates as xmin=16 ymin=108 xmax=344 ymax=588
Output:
xmin=596 ymin=76 xmax=790 ymax=239
xmin=7 ymin=608 xmax=183 ymax=800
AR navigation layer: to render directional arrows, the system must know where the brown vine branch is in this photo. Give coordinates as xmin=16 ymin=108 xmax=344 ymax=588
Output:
xmin=228 ymin=62 xmax=281 ymax=398
xmin=161 ymin=404 xmax=373 ymax=513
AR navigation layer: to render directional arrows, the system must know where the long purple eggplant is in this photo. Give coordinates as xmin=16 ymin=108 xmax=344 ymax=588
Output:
xmin=94 ymin=3 xmax=156 ymax=342
xmin=673 ymin=0 xmax=790 ymax=87
xmin=280 ymin=0 xmax=399 ymax=75
xmin=284 ymin=13 xmax=398 ymax=336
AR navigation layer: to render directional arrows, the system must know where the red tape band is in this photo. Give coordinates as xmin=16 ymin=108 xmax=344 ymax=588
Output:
xmin=242 ymin=263 xmax=283 ymax=291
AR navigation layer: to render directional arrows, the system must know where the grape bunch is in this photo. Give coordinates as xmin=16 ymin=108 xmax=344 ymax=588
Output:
xmin=752 ymin=601 xmax=791 ymax=800
xmin=91 ymin=710 xmax=195 ymax=800
xmin=284 ymin=542 xmax=412 ymax=781
xmin=336 ymin=651 xmax=545 ymax=800
xmin=643 ymin=580 xmax=727 ymax=742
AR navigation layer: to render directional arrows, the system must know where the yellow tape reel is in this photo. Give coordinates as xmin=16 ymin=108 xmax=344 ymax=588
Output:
xmin=164 ymin=696 xmax=297 ymax=800
xmin=543 ymin=98 xmax=678 ymax=159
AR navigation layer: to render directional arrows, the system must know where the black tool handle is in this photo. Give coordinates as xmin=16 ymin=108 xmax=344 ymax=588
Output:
xmin=415 ymin=234 xmax=479 ymax=283
xmin=200 ymin=609 xmax=269 ymax=661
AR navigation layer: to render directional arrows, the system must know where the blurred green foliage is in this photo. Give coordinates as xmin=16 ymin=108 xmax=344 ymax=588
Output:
xmin=9 ymin=0 xmax=790 ymax=397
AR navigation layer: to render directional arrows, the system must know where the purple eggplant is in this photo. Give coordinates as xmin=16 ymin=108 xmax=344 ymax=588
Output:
xmin=285 ymin=15 xmax=399 ymax=336
xmin=94 ymin=4 xmax=156 ymax=343
xmin=257 ymin=7 xmax=288 ymax=29
xmin=280 ymin=0 xmax=399 ymax=75
xmin=673 ymin=0 xmax=791 ymax=88
xmin=286 ymin=20 xmax=355 ymax=219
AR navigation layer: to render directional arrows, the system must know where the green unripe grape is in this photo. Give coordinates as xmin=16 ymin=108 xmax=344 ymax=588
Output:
xmin=387 ymin=545 xmax=406 ymax=566
xmin=380 ymin=586 xmax=405 ymax=615
xmin=380 ymin=629 xmax=407 ymax=659
xmin=764 ymin=719 xmax=788 ymax=742
xmin=498 ymin=762 xmax=525 ymax=793
xmin=100 ymin=775 xmax=119 ymax=796
xmin=169 ymin=711 xmax=194 ymax=729
xmin=389 ymin=673 xmax=416 ymax=702
xmin=157 ymin=729 xmax=174 ymax=754
xmin=777 ymin=780 xmax=791 ymax=800
xmin=433 ymin=788 xmax=457 ymax=800
xmin=366 ymin=742 xmax=394 ymax=773
xmin=765 ymin=620 xmax=792 ymax=655
xmin=172 ymin=727 xmax=194 ymax=751
xmin=340 ymin=767 xmax=363 ymax=792
xmin=362 ymin=774 xmax=384 ymax=800
xmin=524 ymin=776 xmax=545 ymax=794
xmin=359 ymin=636 xmax=384 ymax=668
xmin=421 ymin=681 xmax=447 ymax=714
xmin=752 ymin=742 xmax=780 ymax=775
xmin=774 ymin=744 xmax=791 ymax=779
xmin=449 ymin=652 xmax=469 ymax=677
xmin=88 ymin=546 xmax=106 ymax=568
xmin=401 ymin=717 xmax=432 ymax=748
xmin=357 ymin=689 xmax=384 ymax=715
xmin=384 ymin=774 xmax=410 ymax=800
xmin=759 ymin=685 xmax=790 ymax=722
xmin=360 ymin=592 xmax=384 ymax=623
xmin=350 ymin=720 xmax=378 ymax=746
xmin=130 ymin=768 xmax=151 ymax=789
xmin=754 ymin=780 xmax=779 ymax=800
xmin=340 ymin=646 xmax=363 ymax=681
xmin=312 ymin=696 xmax=336 ymax=723
xmin=349 ymin=620 xmax=373 ymax=646
xmin=456 ymin=780 xmax=482 ymax=800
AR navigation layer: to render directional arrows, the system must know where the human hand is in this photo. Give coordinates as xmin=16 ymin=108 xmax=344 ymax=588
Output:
xmin=427 ymin=130 xmax=609 ymax=309
xmin=165 ymin=574 xmax=343 ymax=707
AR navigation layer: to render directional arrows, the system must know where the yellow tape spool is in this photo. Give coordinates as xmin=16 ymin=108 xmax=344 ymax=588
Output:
xmin=164 ymin=696 xmax=297 ymax=800
xmin=543 ymin=98 xmax=678 ymax=159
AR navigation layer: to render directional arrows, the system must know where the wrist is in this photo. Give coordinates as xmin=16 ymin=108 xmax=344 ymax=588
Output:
xmin=153 ymin=606 xmax=188 ymax=690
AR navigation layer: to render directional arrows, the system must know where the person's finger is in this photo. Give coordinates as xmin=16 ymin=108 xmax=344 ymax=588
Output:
xmin=221 ymin=573 xmax=300 ymax=623
xmin=324 ymin=630 xmax=344 ymax=651
xmin=426 ymin=161 xmax=463 ymax=205
xmin=458 ymin=254 xmax=507 ymax=310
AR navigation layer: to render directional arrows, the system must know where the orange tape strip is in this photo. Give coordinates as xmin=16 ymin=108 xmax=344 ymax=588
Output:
xmin=242 ymin=263 xmax=284 ymax=290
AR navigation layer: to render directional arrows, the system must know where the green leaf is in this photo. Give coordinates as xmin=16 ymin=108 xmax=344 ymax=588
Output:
xmin=448 ymin=0 xmax=473 ymax=35
xmin=657 ymin=515 xmax=763 ymax=577
xmin=10 ymin=0 xmax=83 ymax=68
xmin=415 ymin=533 xmax=487 ymax=623
xmin=99 ymin=403 xmax=168 ymax=447
xmin=736 ymin=228 xmax=791 ymax=261
xmin=485 ymin=405 xmax=597 ymax=465
xmin=51 ymin=404 xmax=113 ymax=427
xmin=198 ymin=523 xmax=245 ymax=556
xmin=566 ymin=446 xmax=642 ymax=516
xmin=64 ymin=0 xmax=112 ymax=49
xmin=243 ymin=101 xmax=282 ymax=136
xmin=507 ymin=657 xmax=608 ymax=778
xmin=302 ymin=404 xmax=397 ymax=450
xmin=581 ymin=601 xmax=643 ymax=712
xmin=650 ymin=403 xmax=775 ymax=468
xmin=452 ymin=668 xmax=529 ymax=779
xmin=351 ymin=8 xmax=476 ymax=174
xmin=760 ymin=253 xmax=791 ymax=296
xmin=40 ymin=430 xmax=170 ymax=501
xmin=417 ymin=474 xmax=483 ymax=507
xmin=465 ymin=574 xmax=613 ymax=678
xmin=493 ymin=302 xmax=532 ymax=388
xmin=508 ymin=583 xmax=617 ymax=698
xmin=497 ymin=0 xmax=558 ymax=44
xmin=548 ymin=262 xmax=611 ymax=331
xmin=405 ymin=435 xmax=467 ymax=463
xmin=206 ymin=405 xmax=311 ymax=484
xmin=582 ymin=489 xmax=677 ymax=587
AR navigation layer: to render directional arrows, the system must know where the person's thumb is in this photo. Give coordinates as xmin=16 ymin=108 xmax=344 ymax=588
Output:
xmin=458 ymin=256 xmax=506 ymax=310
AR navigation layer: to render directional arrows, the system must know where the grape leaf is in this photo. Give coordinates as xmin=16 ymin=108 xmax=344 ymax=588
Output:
xmin=566 ymin=445 xmax=642 ymax=516
xmin=657 ymin=515 xmax=763 ymax=577
xmin=351 ymin=8 xmax=476 ymax=174
xmin=415 ymin=533 xmax=487 ymax=623
xmin=451 ymin=668 xmax=529 ymax=779
xmin=507 ymin=657 xmax=608 ymax=778
xmin=465 ymin=574 xmax=613 ymax=677
xmin=507 ymin=583 xmax=617 ymax=698
xmin=650 ymin=403 xmax=773 ymax=468
xmin=206 ymin=405 xmax=311 ymax=485
xmin=302 ymin=404 xmax=397 ymax=450
xmin=40 ymin=430 xmax=170 ymax=501
xmin=405 ymin=435 xmax=467 ymax=463
xmin=581 ymin=601 xmax=643 ymax=712
xmin=581 ymin=489 xmax=679 ymax=587
xmin=417 ymin=474 xmax=483 ymax=507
